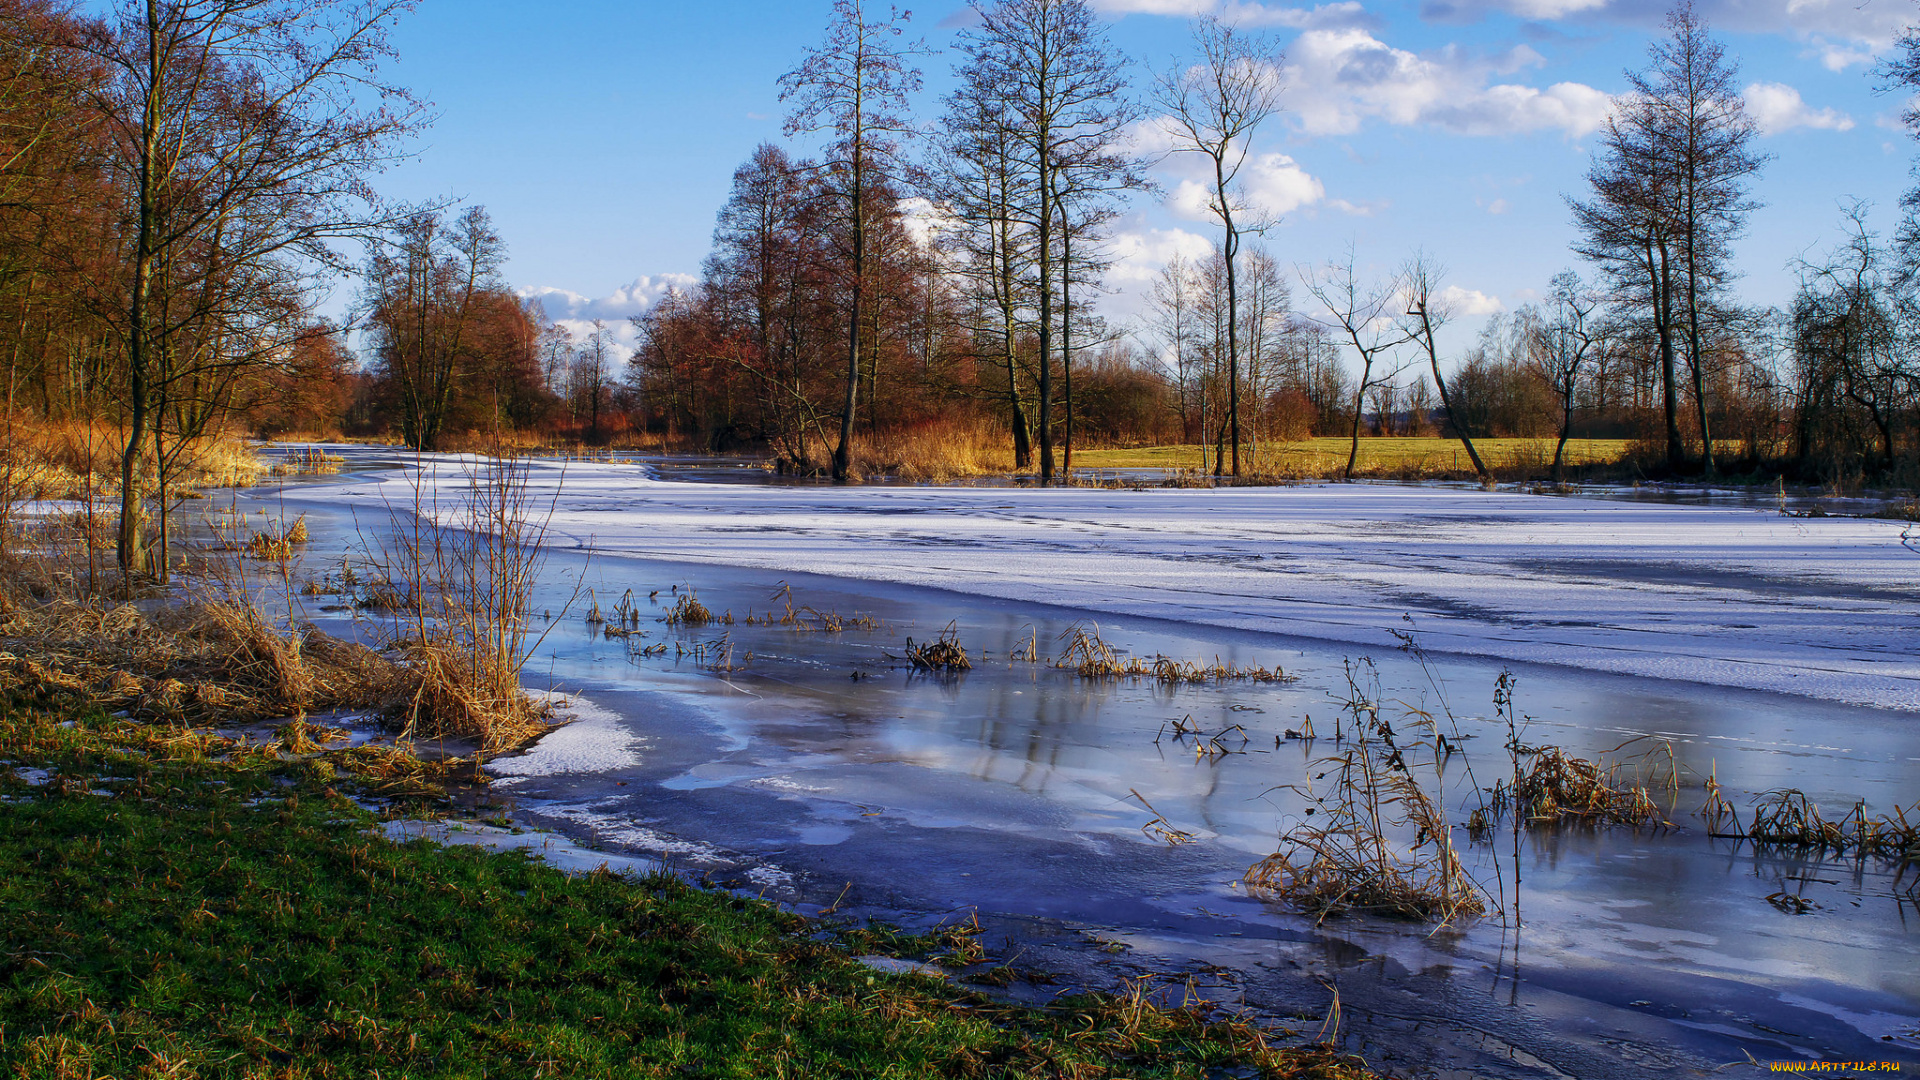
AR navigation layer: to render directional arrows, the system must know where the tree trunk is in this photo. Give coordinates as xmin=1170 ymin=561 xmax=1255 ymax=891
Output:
xmin=833 ymin=158 xmax=864 ymax=484
xmin=1654 ymin=240 xmax=1684 ymax=473
xmin=1219 ymin=159 xmax=1241 ymax=479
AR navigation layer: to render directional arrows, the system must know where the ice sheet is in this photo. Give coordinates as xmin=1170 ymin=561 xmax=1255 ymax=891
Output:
xmin=308 ymin=459 xmax=1920 ymax=711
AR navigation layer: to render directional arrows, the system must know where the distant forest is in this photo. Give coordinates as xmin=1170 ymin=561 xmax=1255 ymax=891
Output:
xmin=2 ymin=0 xmax=1917 ymax=523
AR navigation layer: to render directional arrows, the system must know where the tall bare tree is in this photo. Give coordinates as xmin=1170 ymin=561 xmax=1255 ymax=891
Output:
xmin=1401 ymin=254 xmax=1490 ymax=481
xmin=780 ymin=0 xmax=923 ymax=482
xmin=1637 ymin=3 xmax=1764 ymax=474
xmin=962 ymin=0 xmax=1133 ymax=485
xmin=1301 ymin=248 xmax=1411 ymax=480
xmin=1574 ymin=2 xmax=1761 ymax=476
xmin=363 ymin=207 xmax=503 ymax=453
xmin=1155 ymin=16 xmax=1285 ymax=478
xmin=1526 ymin=270 xmax=1600 ymax=481
xmin=68 ymin=0 xmax=423 ymax=579
xmin=935 ymin=66 xmax=1038 ymax=468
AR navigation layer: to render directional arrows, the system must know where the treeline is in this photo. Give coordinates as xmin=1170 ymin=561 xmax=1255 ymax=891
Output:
xmin=4 ymin=0 xmax=1920 ymax=584
xmin=635 ymin=0 xmax=1920 ymax=487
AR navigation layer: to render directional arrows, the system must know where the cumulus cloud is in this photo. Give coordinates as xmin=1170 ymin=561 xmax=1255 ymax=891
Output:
xmin=1167 ymin=153 xmax=1327 ymax=220
xmin=522 ymin=274 xmax=696 ymax=325
xmin=1422 ymin=0 xmax=1908 ymax=66
xmin=1439 ymin=284 xmax=1503 ymax=315
xmin=521 ymin=274 xmax=697 ymax=355
xmin=1092 ymin=0 xmax=1373 ymax=27
xmin=1283 ymin=28 xmax=1612 ymax=137
xmin=1106 ymin=227 xmax=1216 ymax=285
xmin=1743 ymin=81 xmax=1855 ymax=134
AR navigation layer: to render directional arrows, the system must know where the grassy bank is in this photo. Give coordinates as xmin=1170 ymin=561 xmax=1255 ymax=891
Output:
xmin=0 ymin=701 xmax=1373 ymax=1080
xmin=1071 ymin=438 xmax=1632 ymax=480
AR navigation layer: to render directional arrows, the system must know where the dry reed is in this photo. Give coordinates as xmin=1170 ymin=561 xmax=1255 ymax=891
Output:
xmin=362 ymin=451 xmax=563 ymax=751
xmin=905 ymin=623 xmax=972 ymax=672
xmin=1245 ymin=660 xmax=1484 ymax=924
xmin=1054 ymin=620 xmax=1294 ymax=683
xmin=663 ymin=590 xmax=715 ymax=628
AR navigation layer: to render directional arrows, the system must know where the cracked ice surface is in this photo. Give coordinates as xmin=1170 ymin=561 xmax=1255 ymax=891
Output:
xmin=314 ymin=460 xmax=1920 ymax=711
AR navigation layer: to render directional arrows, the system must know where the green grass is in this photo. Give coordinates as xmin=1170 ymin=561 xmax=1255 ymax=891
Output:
xmin=1071 ymin=437 xmax=1632 ymax=476
xmin=0 ymin=702 xmax=1372 ymax=1079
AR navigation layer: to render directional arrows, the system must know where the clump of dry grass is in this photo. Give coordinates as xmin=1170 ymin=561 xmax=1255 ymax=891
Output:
xmin=269 ymin=447 xmax=344 ymax=476
xmin=741 ymin=584 xmax=879 ymax=632
xmin=0 ymin=586 xmax=401 ymax=727
xmin=1509 ymin=746 xmax=1673 ymax=830
xmin=663 ymin=590 xmax=715 ymax=628
xmin=1709 ymin=789 xmax=1919 ymax=859
xmin=1244 ymin=660 xmax=1484 ymax=925
xmin=849 ymin=419 xmax=1016 ymax=482
xmin=364 ymin=452 xmax=561 ymax=752
xmin=905 ymin=623 xmax=971 ymax=672
xmin=244 ymin=515 xmax=309 ymax=560
xmin=1054 ymin=621 xmax=1295 ymax=684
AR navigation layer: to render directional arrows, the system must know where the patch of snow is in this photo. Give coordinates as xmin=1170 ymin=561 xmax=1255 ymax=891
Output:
xmin=13 ymin=768 xmax=50 ymax=787
xmin=534 ymin=800 xmax=723 ymax=863
xmin=855 ymin=955 xmax=948 ymax=979
xmin=487 ymin=696 xmax=645 ymax=778
xmin=745 ymin=865 xmax=794 ymax=891
xmin=750 ymin=776 xmax=831 ymax=795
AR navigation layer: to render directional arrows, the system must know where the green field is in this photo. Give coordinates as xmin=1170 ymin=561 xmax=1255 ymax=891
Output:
xmin=0 ymin=701 xmax=1372 ymax=1080
xmin=1071 ymin=437 xmax=1633 ymax=476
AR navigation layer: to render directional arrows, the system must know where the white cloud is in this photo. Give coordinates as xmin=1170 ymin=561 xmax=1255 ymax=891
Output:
xmin=521 ymin=274 xmax=697 ymax=326
xmin=1743 ymin=81 xmax=1855 ymax=134
xmin=522 ymin=275 xmax=697 ymax=356
xmin=1806 ymin=37 xmax=1879 ymax=72
xmin=1092 ymin=0 xmax=1372 ymax=27
xmin=1282 ymin=28 xmax=1612 ymax=137
xmin=1107 ymin=227 xmax=1217 ymax=284
xmin=1426 ymin=0 xmax=1908 ymax=66
xmin=1439 ymin=284 xmax=1503 ymax=315
xmin=1167 ymin=153 xmax=1327 ymax=220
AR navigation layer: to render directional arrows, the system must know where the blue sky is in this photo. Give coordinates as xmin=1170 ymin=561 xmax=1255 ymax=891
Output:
xmin=365 ymin=0 xmax=1916 ymax=349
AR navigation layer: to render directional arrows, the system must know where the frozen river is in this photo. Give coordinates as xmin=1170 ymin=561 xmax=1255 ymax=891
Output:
xmin=255 ymin=447 xmax=1919 ymax=1079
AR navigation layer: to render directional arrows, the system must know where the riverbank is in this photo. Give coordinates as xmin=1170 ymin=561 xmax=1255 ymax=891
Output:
xmin=0 ymin=698 xmax=1376 ymax=1079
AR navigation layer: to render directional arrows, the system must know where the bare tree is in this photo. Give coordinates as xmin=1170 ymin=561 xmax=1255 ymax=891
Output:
xmin=1573 ymin=2 xmax=1762 ymax=477
xmin=1526 ymin=270 xmax=1600 ymax=481
xmin=1144 ymin=253 xmax=1202 ymax=468
xmin=962 ymin=0 xmax=1133 ymax=485
xmin=68 ymin=0 xmax=424 ymax=579
xmin=1154 ymin=16 xmax=1285 ymax=478
xmin=935 ymin=57 xmax=1037 ymax=468
xmin=780 ymin=0 xmax=924 ymax=482
xmin=1301 ymin=248 xmax=1411 ymax=479
xmin=363 ymin=206 xmax=504 ymax=453
xmin=1637 ymin=3 xmax=1764 ymax=475
xmin=578 ymin=319 xmax=614 ymax=444
xmin=1401 ymin=254 xmax=1490 ymax=481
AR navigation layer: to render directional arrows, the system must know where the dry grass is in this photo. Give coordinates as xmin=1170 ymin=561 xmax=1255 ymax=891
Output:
xmin=0 ymin=589 xmax=401 ymax=727
xmin=741 ymin=584 xmax=880 ymax=632
xmin=846 ymin=419 xmax=1017 ymax=481
xmin=362 ymin=452 xmax=563 ymax=752
xmin=1054 ymin=620 xmax=1296 ymax=684
xmin=1072 ymin=437 xmax=1633 ymax=482
xmin=663 ymin=589 xmax=716 ymax=628
xmin=243 ymin=515 xmax=309 ymax=561
xmin=1709 ymin=789 xmax=1920 ymax=858
xmin=1245 ymin=660 xmax=1484 ymax=925
xmin=1504 ymin=745 xmax=1674 ymax=831
xmin=0 ymin=419 xmax=265 ymax=501
xmin=268 ymin=447 xmax=344 ymax=476
xmin=905 ymin=622 xmax=972 ymax=672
